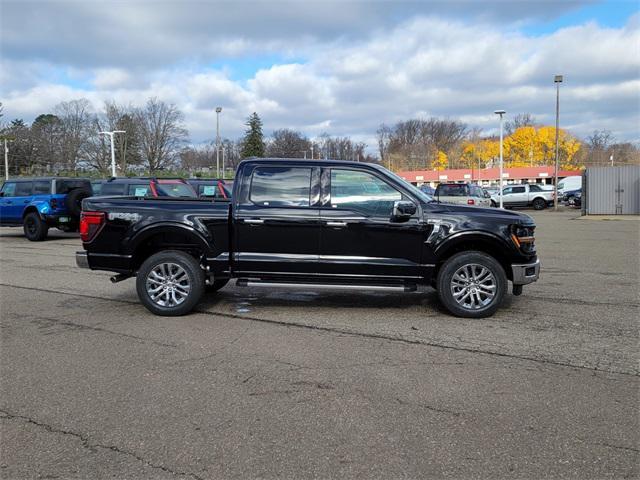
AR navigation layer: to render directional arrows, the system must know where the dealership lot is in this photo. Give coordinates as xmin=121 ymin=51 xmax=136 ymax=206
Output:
xmin=1 ymin=210 xmax=638 ymax=478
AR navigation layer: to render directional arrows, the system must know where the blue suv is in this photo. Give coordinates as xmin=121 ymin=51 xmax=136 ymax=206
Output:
xmin=0 ymin=177 xmax=92 ymax=241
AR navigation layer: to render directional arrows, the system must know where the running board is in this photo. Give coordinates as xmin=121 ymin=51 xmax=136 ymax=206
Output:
xmin=236 ymin=279 xmax=417 ymax=292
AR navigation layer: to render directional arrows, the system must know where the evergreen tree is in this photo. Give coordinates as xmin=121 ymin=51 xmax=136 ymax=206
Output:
xmin=241 ymin=112 xmax=265 ymax=158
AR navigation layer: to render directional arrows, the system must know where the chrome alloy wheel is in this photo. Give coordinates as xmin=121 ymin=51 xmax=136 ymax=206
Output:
xmin=450 ymin=263 xmax=497 ymax=310
xmin=145 ymin=262 xmax=191 ymax=307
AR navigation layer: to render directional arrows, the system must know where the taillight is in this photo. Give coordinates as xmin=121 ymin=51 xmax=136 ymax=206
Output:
xmin=467 ymin=199 xmax=475 ymax=205
xmin=50 ymin=198 xmax=58 ymax=210
xmin=80 ymin=211 xmax=105 ymax=243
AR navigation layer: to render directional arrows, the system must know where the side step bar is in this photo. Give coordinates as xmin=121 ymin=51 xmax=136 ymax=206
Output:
xmin=236 ymin=279 xmax=417 ymax=292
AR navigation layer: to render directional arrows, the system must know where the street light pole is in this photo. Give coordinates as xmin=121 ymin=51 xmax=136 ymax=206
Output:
xmin=215 ymin=107 xmax=222 ymax=177
xmin=4 ymin=139 xmax=8 ymax=181
xmin=98 ymin=130 xmax=125 ymax=177
xmin=494 ymin=110 xmax=506 ymax=209
xmin=553 ymin=75 xmax=563 ymax=211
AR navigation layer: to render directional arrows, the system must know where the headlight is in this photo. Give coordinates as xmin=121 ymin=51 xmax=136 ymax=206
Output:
xmin=511 ymin=225 xmax=536 ymax=254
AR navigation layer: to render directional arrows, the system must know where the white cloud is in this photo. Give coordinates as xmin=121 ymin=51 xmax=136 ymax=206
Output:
xmin=1 ymin=10 xmax=638 ymax=150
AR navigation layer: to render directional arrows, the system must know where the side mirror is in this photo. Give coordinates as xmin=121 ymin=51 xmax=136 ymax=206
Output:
xmin=392 ymin=200 xmax=416 ymax=221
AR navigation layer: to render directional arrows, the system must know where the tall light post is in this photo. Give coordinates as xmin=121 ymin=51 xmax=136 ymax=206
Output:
xmin=98 ymin=130 xmax=125 ymax=177
xmin=215 ymin=107 xmax=222 ymax=177
xmin=1 ymin=135 xmax=15 ymax=180
xmin=494 ymin=110 xmax=506 ymax=209
xmin=553 ymin=75 xmax=563 ymax=210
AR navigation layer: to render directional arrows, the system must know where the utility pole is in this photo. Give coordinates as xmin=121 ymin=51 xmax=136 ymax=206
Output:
xmin=494 ymin=110 xmax=506 ymax=209
xmin=553 ymin=75 xmax=563 ymax=211
xmin=311 ymin=145 xmax=314 ymax=160
xmin=215 ymin=107 xmax=222 ymax=177
xmin=98 ymin=131 xmax=125 ymax=177
xmin=4 ymin=139 xmax=8 ymax=180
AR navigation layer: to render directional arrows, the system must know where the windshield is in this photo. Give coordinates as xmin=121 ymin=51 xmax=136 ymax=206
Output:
xmin=385 ymin=169 xmax=436 ymax=203
xmin=156 ymin=182 xmax=197 ymax=198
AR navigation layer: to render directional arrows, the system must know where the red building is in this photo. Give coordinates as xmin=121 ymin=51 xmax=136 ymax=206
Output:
xmin=397 ymin=166 xmax=582 ymax=186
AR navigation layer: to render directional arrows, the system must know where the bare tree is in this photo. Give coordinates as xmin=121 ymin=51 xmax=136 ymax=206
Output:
xmin=135 ymin=98 xmax=188 ymax=172
xmin=55 ymin=99 xmax=92 ymax=171
xmin=376 ymin=124 xmax=391 ymax=167
xmin=266 ymin=129 xmax=311 ymax=158
xmin=505 ymin=113 xmax=536 ymax=135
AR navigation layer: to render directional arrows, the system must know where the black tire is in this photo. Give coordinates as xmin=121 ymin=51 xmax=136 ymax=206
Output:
xmin=532 ymin=197 xmax=546 ymax=210
xmin=436 ymin=251 xmax=507 ymax=318
xmin=65 ymin=188 xmax=92 ymax=217
xmin=206 ymin=278 xmax=229 ymax=293
xmin=136 ymin=250 xmax=205 ymax=316
xmin=23 ymin=212 xmax=48 ymax=241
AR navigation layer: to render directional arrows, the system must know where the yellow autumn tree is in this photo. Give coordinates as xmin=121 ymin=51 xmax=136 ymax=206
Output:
xmin=505 ymin=126 xmax=538 ymax=167
xmin=433 ymin=150 xmax=448 ymax=170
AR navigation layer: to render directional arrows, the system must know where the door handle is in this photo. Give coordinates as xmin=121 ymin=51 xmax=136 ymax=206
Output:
xmin=23 ymin=200 xmax=30 ymax=204
xmin=243 ymin=219 xmax=264 ymax=224
xmin=325 ymin=221 xmax=347 ymax=227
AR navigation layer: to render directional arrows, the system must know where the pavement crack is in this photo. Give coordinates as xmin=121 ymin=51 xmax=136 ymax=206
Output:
xmin=395 ymin=397 xmax=462 ymax=417
xmin=0 ymin=408 xmax=204 ymax=480
xmin=28 ymin=315 xmax=178 ymax=348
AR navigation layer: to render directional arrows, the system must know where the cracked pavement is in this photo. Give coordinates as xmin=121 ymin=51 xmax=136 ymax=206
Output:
xmin=0 ymin=210 xmax=638 ymax=479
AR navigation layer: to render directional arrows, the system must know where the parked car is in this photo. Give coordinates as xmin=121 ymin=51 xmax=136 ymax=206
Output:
xmin=0 ymin=177 xmax=92 ymax=241
xmin=419 ymin=184 xmax=435 ymax=195
xmin=562 ymin=188 xmax=581 ymax=205
xmin=434 ymin=183 xmax=492 ymax=207
xmin=557 ymin=175 xmax=582 ymax=196
xmin=491 ymin=184 xmax=554 ymax=210
xmin=569 ymin=190 xmax=582 ymax=208
xmin=96 ymin=178 xmax=197 ymax=198
xmin=76 ymin=159 xmax=540 ymax=319
xmin=186 ymin=179 xmax=232 ymax=200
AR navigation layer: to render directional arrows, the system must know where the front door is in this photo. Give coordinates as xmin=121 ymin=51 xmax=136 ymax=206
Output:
xmin=233 ymin=164 xmax=321 ymax=275
xmin=318 ymin=168 xmax=426 ymax=280
xmin=0 ymin=181 xmax=32 ymax=223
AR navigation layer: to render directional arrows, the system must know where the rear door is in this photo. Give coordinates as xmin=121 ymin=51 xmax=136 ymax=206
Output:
xmin=233 ymin=164 xmax=321 ymax=275
xmin=318 ymin=167 xmax=425 ymax=279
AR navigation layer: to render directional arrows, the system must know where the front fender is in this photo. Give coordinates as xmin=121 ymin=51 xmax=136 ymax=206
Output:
xmin=434 ymin=230 xmax=515 ymax=258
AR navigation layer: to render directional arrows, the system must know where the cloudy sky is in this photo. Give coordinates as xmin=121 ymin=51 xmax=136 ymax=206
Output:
xmin=1 ymin=0 xmax=638 ymax=151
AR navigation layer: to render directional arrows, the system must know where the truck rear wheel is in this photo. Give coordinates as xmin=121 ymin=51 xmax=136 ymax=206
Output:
xmin=136 ymin=250 xmax=204 ymax=316
xmin=436 ymin=251 xmax=506 ymax=318
xmin=532 ymin=197 xmax=546 ymax=210
xmin=23 ymin=212 xmax=48 ymax=241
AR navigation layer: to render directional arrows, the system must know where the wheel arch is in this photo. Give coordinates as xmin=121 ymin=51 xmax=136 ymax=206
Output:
xmin=129 ymin=223 xmax=212 ymax=270
xmin=22 ymin=205 xmax=41 ymax=219
xmin=434 ymin=232 xmax=514 ymax=281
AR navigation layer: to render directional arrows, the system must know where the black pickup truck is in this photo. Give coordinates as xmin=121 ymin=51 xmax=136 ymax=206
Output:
xmin=76 ymin=158 xmax=540 ymax=318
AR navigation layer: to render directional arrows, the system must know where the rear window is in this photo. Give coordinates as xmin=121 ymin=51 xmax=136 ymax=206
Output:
xmin=512 ymin=186 xmax=526 ymax=193
xmin=100 ymin=183 xmax=127 ymax=196
xmin=436 ymin=184 xmax=468 ymax=196
xmin=250 ymin=166 xmax=311 ymax=207
xmin=155 ymin=182 xmax=197 ymax=198
xmin=55 ymin=179 xmax=90 ymax=194
xmin=33 ymin=180 xmax=51 ymax=194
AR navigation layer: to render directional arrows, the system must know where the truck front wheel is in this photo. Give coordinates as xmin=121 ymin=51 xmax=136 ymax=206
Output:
xmin=436 ymin=251 xmax=507 ymax=318
xmin=136 ymin=250 xmax=205 ymax=316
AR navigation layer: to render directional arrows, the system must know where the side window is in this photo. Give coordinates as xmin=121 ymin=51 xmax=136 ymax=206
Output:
xmin=250 ymin=167 xmax=312 ymax=207
xmin=529 ymin=185 xmax=541 ymax=192
xmin=15 ymin=182 xmax=33 ymax=196
xmin=129 ymin=184 xmax=151 ymax=196
xmin=512 ymin=186 xmax=526 ymax=194
xmin=33 ymin=181 xmax=51 ymax=194
xmin=502 ymin=187 xmax=513 ymax=195
xmin=1 ymin=182 xmax=17 ymax=197
xmin=100 ymin=183 xmax=127 ymax=196
xmin=437 ymin=184 xmax=467 ymax=196
xmin=330 ymin=169 xmax=402 ymax=217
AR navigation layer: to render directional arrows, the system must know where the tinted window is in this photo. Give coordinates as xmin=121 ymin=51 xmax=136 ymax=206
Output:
xmin=91 ymin=182 xmax=102 ymax=195
xmin=100 ymin=183 xmax=127 ymax=195
xmin=512 ymin=186 xmax=526 ymax=193
xmin=437 ymin=184 xmax=468 ymax=196
xmin=470 ymin=186 xmax=484 ymax=197
xmin=330 ymin=169 xmax=401 ymax=217
xmin=529 ymin=184 xmax=541 ymax=192
xmin=56 ymin=179 xmax=90 ymax=194
xmin=502 ymin=187 xmax=513 ymax=195
xmin=33 ymin=180 xmax=51 ymax=194
xmin=129 ymin=184 xmax=151 ymax=196
xmin=155 ymin=182 xmax=197 ymax=198
xmin=15 ymin=182 xmax=33 ymax=196
xmin=250 ymin=167 xmax=311 ymax=207
xmin=1 ymin=182 xmax=16 ymax=197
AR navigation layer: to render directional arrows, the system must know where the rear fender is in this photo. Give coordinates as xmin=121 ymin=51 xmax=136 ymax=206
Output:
xmin=127 ymin=222 xmax=213 ymax=257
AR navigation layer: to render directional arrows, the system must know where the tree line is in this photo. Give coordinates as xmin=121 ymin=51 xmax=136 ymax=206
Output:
xmin=0 ymin=100 xmax=637 ymax=178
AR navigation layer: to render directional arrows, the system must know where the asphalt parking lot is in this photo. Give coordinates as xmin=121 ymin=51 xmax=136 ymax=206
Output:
xmin=1 ymin=209 xmax=638 ymax=479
